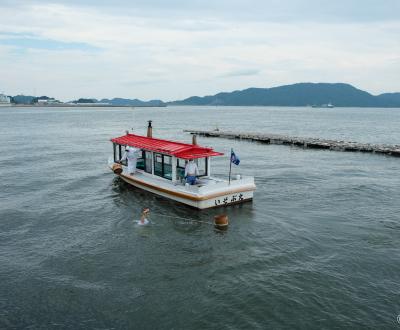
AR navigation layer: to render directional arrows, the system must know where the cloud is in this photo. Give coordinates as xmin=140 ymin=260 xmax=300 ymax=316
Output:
xmin=121 ymin=79 xmax=168 ymax=87
xmin=0 ymin=34 xmax=99 ymax=51
xmin=0 ymin=1 xmax=399 ymax=101
xmin=220 ymin=69 xmax=260 ymax=78
xmin=7 ymin=0 xmax=400 ymax=23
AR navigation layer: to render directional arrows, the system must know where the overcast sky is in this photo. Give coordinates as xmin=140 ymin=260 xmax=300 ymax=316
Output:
xmin=0 ymin=0 xmax=399 ymax=101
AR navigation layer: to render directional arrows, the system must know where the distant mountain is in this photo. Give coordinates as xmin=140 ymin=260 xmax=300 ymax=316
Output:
xmin=8 ymin=83 xmax=400 ymax=108
xmin=168 ymin=83 xmax=400 ymax=107
xmin=376 ymin=93 xmax=400 ymax=107
xmin=99 ymin=98 xmax=166 ymax=107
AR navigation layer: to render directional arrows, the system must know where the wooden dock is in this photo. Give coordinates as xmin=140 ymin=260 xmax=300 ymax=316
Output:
xmin=184 ymin=129 xmax=400 ymax=157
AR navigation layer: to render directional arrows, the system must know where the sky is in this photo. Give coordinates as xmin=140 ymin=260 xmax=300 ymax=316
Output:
xmin=0 ymin=0 xmax=399 ymax=101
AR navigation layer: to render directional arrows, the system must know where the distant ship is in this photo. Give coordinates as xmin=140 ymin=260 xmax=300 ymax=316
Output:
xmin=311 ymin=103 xmax=334 ymax=108
xmin=0 ymin=93 xmax=11 ymax=107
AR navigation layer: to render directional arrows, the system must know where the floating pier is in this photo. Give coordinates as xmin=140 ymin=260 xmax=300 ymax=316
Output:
xmin=184 ymin=129 xmax=400 ymax=158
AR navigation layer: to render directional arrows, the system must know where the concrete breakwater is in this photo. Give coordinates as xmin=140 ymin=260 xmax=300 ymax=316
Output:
xmin=184 ymin=129 xmax=400 ymax=157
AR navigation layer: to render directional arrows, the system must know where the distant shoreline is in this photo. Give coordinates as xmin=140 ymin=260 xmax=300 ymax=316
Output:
xmin=3 ymin=104 xmax=400 ymax=109
xmin=5 ymin=82 xmax=400 ymax=108
xmin=7 ymin=104 xmax=167 ymax=108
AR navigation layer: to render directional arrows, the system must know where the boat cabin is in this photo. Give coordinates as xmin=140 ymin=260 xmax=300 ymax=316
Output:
xmin=110 ymin=131 xmax=223 ymax=184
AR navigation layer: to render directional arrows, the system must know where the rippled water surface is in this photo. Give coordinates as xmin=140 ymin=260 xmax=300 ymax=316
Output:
xmin=1 ymin=106 xmax=400 ymax=329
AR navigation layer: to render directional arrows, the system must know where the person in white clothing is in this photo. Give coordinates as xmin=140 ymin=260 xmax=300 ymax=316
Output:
xmin=185 ymin=159 xmax=199 ymax=185
xmin=121 ymin=145 xmax=140 ymax=175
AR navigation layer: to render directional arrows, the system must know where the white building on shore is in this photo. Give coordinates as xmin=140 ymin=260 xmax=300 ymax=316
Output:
xmin=0 ymin=93 xmax=11 ymax=106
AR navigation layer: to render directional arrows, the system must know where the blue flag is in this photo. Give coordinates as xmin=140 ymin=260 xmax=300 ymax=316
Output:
xmin=231 ymin=150 xmax=240 ymax=165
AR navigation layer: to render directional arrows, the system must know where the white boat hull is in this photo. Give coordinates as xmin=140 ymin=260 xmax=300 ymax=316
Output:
xmin=109 ymin=160 xmax=255 ymax=209
xmin=120 ymin=173 xmax=254 ymax=209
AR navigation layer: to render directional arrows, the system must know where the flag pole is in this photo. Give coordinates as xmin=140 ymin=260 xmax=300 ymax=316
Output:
xmin=228 ymin=148 xmax=232 ymax=185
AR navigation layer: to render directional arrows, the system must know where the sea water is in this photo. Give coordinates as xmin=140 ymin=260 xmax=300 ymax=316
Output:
xmin=0 ymin=106 xmax=400 ymax=329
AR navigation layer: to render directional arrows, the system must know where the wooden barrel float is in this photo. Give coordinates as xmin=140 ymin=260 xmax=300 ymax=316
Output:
xmin=112 ymin=163 xmax=123 ymax=175
xmin=214 ymin=214 xmax=228 ymax=230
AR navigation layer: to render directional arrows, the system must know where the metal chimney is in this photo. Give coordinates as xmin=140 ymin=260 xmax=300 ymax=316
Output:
xmin=147 ymin=120 xmax=153 ymax=138
xmin=192 ymin=134 xmax=197 ymax=145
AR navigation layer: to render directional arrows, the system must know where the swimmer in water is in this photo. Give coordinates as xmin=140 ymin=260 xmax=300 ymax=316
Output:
xmin=140 ymin=207 xmax=150 ymax=225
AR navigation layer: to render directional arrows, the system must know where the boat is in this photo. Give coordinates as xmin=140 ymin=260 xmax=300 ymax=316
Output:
xmin=322 ymin=103 xmax=334 ymax=108
xmin=108 ymin=121 xmax=256 ymax=209
xmin=311 ymin=103 xmax=334 ymax=108
xmin=0 ymin=93 xmax=11 ymax=107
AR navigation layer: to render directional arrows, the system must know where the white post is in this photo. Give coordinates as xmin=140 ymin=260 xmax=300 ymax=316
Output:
xmin=151 ymin=152 xmax=155 ymax=176
xmin=172 ymin=157 xmax=177 ymax=183
xmin=207 ymin=157 xmax=211 ymax=177
xmin=228 ymin=148 xmax=233 ymax=185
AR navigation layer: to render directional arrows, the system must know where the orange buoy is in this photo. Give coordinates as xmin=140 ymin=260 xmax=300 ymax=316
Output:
xmin=112 ymin=163 xmax=123 ymax=175
xmin=214 ymin=214 xmax=228 ymax=230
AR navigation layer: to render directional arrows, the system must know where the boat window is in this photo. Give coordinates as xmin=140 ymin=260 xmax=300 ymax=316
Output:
xmin=114 ymin=144 xmax=127 ymax=166
xmin=154 ymin=153 xmax=172 ymax=180
xmin=154 ymin=153 xmax=163 ymax=177
xmin=163 ymin=155 xmax=172 ymax=180
xmin=176 ymin=158 xmax=187 ymax=181
xmin=195 ymin=157 xmax=207 ymax=176
xmin=144 ymin=151 xmax=152 ymax=174
xmin=177 ymin=159 xmax=187 ymax=168
xmin=136 ymin=150 xmax=145 ymax=170
xmin=122 ymin=146 xmax=128 ymax=165
xmin=175 ymin=158 xmax=207 ymax=180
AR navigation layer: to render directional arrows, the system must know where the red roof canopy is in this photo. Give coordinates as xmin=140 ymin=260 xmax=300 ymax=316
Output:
xmin=111 ymin=133 xmax=224 ymax=159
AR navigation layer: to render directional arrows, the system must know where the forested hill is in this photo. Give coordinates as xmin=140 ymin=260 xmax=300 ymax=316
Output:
xmin=168 ymin=83 xmax=400 ymax=107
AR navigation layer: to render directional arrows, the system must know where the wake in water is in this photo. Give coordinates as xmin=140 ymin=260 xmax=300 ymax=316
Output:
xmin=136 ymin=219 xmax=150 ymax=226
